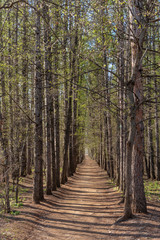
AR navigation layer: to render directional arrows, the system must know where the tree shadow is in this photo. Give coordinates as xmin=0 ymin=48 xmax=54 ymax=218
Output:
xmin=3 ymin=157 xmax=160 ymax=239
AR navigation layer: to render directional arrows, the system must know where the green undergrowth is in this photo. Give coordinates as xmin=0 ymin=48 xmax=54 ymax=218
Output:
xmin=10 ymin=210 xmax=20 ymax=216
xmin=144 ymin=180 xmax=160 ymax=202
xmin=0 ymin=177 xmax=30 ymax=215
xmin=108 ymin=179 xmax=124 ymax=198
xmin=108 ymin=178 xmax=160 ymax=203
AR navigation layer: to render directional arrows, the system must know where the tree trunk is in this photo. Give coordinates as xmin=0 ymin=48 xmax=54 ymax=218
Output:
xmin=21 ymin=3 xmax=28 ymax=177
xmin=72 ymin=28 xmax=79 ymax=175
xmin=153 ymin=23 xmax=160 ymax=180
xmin=61 ymin=83 xmax=72 ymax=184
xmin=51 ymin=102 xmax=56 ymax=191
xmin=118 ymin=0 xmax=149 ymax=221
xmin=118 ymin=6 xmax=125 ymax=190
xmin=33 ymin=1 xmax=44 ymax=203
xmin=14 ymin=4 xmax=20 ymax=191
xmin=123 ymin=101 xmax=135 ymax=219
xmin=43 ymin=2 xmax=52 ymax=195
xmin=54 ymin=7 xmax=60 ymax=188
xmin=129 ymin=0 xmax=147 ymax=214
xmin=0 ymin=50 xmax=10 ymax=213
xmin=132 ymin=71 xmax=147 ymax=213
xmin=0 ymin=6 xmax=10 ymax=209
xmin=0 ymin=67 xmax=10 ymax=213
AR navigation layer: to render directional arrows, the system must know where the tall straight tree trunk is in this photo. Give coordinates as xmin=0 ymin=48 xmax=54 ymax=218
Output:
xmin=14 ymin=4 xmax=20 ymax=203
xmin=117 ymin=3 xmax=125 ymax=190
xmin=8 ymin=13 xmax=14 ymax=185
xmin=132 ymin=68 xmax=147 ymax=213
xmin=51 ymin=102 xmax=56 ymax=191
xmin=154 ymin=78 xmax=160 ymax=181
xmin=100 ymin=1 xmax=114 ymax=178
xmin=27 ymin=61 xmax=35 ymax=176
xmin=108 ymin=111 xmax=114 ymax=178
xmin=102 ymin=36 xmax=110 ymax=176
xmin=62 ymin=0 xmax=69 ymax=177
xmin=153 ymin=23 xmax=160 ymax=180
xmin=72 ymin=17 xmax=79 ymax=174
xmin=100 ymin=116 xmax=103 ymax=168
xmin=122 ymin=94 xmax=136 ymax=220
xmin=0 ymin=5 xmax=10 ymax=212
xmin=68 ymin=0 xmax=74 ymax=176
xmin=105 ymin=71 xmax=113 ymax=177
xmin=0 ymin=54 xmax=10 ymax=214
xmin=116 ymin=98 xmax=120 ymax=184
xmin=147 ymin=79 xmax=155 ymax=180
xmin=0 ymin=29 xmax=10 ymax=211
xmin=61 ymin=83 xmax=72 ymax=184
xmin=27 ymin=119 xmax=32 ymax=175
xmin=123 ymin=22 xmax=130 ymax=191
xmin=144 ymin=123 xmax=150 ymax=178
xmin=118 ymin=0 xmax=149 ymax=221
xmin=43 ymin=2 xmax=52 ymax=195
xmin=33 ymin=1 xmax=44 ymax=203
xmin=61 ymin=16 xmax=73 ymax=182
xmin=129 ymin=0 xmax=147 ymax=215
xmin=54 ymin=7 xmax=60 ymax=188
xmin=61 ymin=0 xmax=73 ymax=183
xmin=21 ymin=3 xmax=28 ymax=177
xmin=101 ymin=2 xmax=108 ymax=172
xmin=146 ymin=32 xmax=155 ymax=180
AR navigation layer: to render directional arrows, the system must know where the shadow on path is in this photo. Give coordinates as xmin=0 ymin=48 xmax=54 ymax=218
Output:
xmin=2 ymin=156 xmax=160 ymax=240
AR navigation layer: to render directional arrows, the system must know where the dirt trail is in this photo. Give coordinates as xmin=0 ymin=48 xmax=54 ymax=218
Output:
xmin=1 ymin=156 xmax=160 ymax=240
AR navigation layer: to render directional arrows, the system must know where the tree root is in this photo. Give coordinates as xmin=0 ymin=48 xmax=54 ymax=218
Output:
xmin=118 ymin=197 xmax=124 ymax=204
xmin=114 ymin=214 xmax=135 ymax=224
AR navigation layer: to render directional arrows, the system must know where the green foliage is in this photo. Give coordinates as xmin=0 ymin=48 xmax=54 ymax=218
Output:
xmin=10 ymin=210 xmax=20 ymax=216
xmin=13 ymin=202 xmax=23 ymax=208
xmin=20 ymin=188 xmax=28 ymax=193
xmin=144 ymin=180 xmax=160 ymax=201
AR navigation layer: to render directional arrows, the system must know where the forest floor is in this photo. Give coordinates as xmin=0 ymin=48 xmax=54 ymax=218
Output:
xmin=0 ymin=156 xmax=160 ymax=240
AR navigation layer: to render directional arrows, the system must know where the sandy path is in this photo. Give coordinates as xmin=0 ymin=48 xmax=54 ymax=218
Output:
xmin=1 ymin=156 xmax=160 ymax=240
xmin=27 ymin=156 xmax=122 ymax=240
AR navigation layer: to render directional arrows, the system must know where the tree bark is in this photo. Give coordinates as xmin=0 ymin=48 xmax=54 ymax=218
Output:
xmin=21 ymin=3 xmax=28 ymax=177
xmin=153 ymin=22 xmax=160 ymax=180
xmin=129 ymin=0 xmax=147 ymax=214
xmin=51 ymin=102 xmax=56 ymax=191
xmin=54 ymin=6 xmax=60 ymax=188
xmin=43 ymin=2 xmax=52 ymax=195
xmin=33 ymin=0 xmax=44 ymax=203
